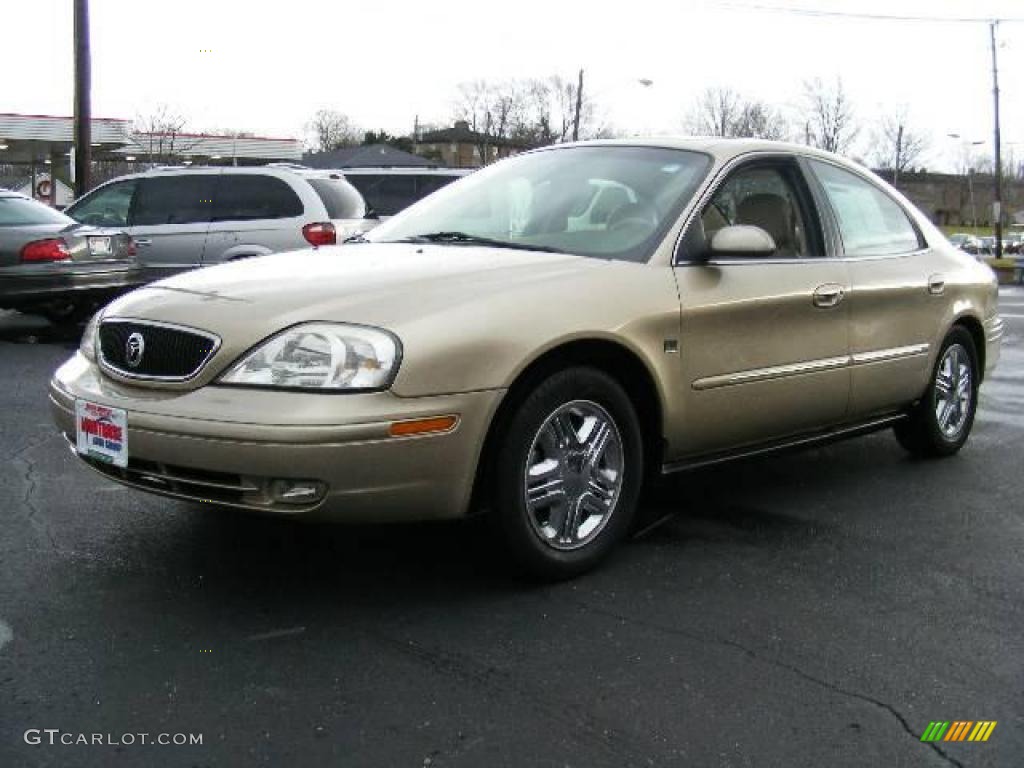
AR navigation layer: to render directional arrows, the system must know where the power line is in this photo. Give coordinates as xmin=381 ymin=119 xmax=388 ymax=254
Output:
xmin=716 ymin=1 xmax=1024 ymax=23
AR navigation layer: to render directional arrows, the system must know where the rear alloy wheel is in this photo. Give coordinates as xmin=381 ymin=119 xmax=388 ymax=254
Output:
xmin=491 ymin=367 xmax=643 ymax=579
xmin=894 ymin=327 xmax=979 ymax=457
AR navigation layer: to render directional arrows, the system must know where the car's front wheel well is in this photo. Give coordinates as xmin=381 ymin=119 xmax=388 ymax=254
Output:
xmin=469 ymin=339 xmax=664 ymax=515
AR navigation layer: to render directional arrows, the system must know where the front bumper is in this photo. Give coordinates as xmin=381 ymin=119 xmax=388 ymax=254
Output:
xmin=0 ymin=262 xmax=143 ymax=307
xmin=50 ymin=353 xmax=504 ymax=521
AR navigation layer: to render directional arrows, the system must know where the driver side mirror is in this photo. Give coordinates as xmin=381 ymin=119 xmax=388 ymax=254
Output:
xmin=708 ymin=225 xmax=776 ymax=258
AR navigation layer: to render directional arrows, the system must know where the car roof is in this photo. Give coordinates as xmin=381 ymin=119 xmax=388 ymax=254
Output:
xmin=94 ymin=165 xmax=351 ymax=183
xmin=337 ymin=167 xmax=472 ymax=176
xmin=536 ymin=136 xmax=864 ymax=166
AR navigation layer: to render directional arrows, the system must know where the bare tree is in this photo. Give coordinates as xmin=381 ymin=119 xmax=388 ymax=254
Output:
xmin=686 ymin=87 xmax=742 ymax=137
xmin=733 ymin=101 xmax=788 ymax=140
xmin=130 ymin=105 xmax=201 ymax=164
xmin=801 ymin=77 xmax=859 ymax=155
xmin=872 ymin=109 xmax=929 ymax=181
xmin=305 ymin=109 xmax=360 ymax=153
xmin=686 ymin=88 xmax=787 ymax=139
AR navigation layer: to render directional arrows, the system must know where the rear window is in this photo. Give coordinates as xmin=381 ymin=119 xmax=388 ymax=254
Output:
xmin=214 ymin=174 xmax=304 ymax=221
xmin=132 ymin=175 xmax=217 ymax=226
xmin=307 ymin=178 xmax=366 ymax=220
xmin=0 ymin=196 xmax=74 ymax=226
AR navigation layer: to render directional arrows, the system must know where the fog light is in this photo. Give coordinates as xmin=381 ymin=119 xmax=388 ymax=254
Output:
xmin=269 ymin=479 xmax=326 ymax=504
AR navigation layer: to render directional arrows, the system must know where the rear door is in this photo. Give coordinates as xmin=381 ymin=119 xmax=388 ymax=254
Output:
xmin=129 ymin=174 xmax=218 ymax=280
xmin=204 ymin=173 xmax=306 ymax=263
xmin=805 ymin=159 xmax=935 ymax=418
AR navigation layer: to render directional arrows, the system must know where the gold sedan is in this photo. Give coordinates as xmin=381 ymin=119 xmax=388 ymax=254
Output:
xmin=50 ymin=139 xmax=1003 ymax=578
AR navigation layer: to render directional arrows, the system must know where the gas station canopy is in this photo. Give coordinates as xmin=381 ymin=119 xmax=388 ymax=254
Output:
xmin=0 ymin=112 xmax=303 ymax=166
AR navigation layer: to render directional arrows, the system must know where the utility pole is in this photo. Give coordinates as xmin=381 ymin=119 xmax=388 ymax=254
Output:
xmin=73 ymin=0 xmax=92 ymax=198
xmin=572 ymin=69 xmax=584 ymax=142
xmin=990 ymin=20 xmax=1003 ymax=258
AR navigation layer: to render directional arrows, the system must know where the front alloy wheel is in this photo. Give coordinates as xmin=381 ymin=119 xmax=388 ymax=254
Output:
xmin=492 ymin=367 xmax=643 ymax=579
xmin=524 ymin=400 xmax=625 ymax=550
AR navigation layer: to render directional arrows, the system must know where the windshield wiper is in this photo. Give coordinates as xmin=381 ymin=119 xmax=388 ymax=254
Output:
xmin=391 ymin=231 xmax=566 ymax=254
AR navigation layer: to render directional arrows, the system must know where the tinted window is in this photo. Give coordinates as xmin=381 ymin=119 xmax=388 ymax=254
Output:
xmin=700 ymin=164 xmax=818 ymax=258
xmin=67 ymin=180 xmax=137 ymax=227
xmin=416 ymin=174 xmax=461 ymax=198
xmin=347 ymin=174 xmax=462 ymax=216
xmin=368 ymin=147 xmax=712 ymax=262
xmin=307 ymin=178 xmax=366 ymax=220
xmin=809 ymin=160 xmax=921 ymax=256
xmin=0 ymin=196 xmax=74 ymax=226
xmin=214 ymin=174 xmax=303 ymax=221
xmin=132 ymin=175 xmax=217 ymax=226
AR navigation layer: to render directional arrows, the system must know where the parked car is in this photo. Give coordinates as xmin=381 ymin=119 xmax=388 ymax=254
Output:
xmin=51 ymin=139 xmax=1002 ymax=578
xmin=64 ymin=166 xmax=373 ymax=282
xmin=339 ymin=167 xmax=473 ymax=219
xmin=948 ymin=232 xmax=980 ymax=254
xmin=0 ymin=190 xmax=139 ymax=323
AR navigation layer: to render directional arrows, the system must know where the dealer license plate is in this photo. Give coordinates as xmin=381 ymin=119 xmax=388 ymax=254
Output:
xmin=75 ymin=400 xmax=128 ymax=468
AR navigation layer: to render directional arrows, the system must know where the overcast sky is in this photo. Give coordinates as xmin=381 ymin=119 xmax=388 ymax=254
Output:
xmin=5 ymin=0 xmax=1023 ymax=171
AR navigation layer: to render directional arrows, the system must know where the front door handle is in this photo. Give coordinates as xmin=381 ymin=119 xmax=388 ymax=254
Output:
xmin=812 ymin=283 xmax=845 ymax=309
xmin=928 ymin=274 xmax=946 ymax=295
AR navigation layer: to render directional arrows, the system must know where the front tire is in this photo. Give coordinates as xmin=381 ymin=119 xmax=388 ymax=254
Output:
xmin=491 ymin=367 xmax=643 ymax=579
xmin=894 ymin=327 xmax=979 ymax=457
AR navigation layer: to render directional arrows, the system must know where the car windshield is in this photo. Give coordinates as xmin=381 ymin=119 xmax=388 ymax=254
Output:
xmin=366 ymin=146 xmax=712 ymax=262
xmin=0 ymin=196 xmax=74 ymax=227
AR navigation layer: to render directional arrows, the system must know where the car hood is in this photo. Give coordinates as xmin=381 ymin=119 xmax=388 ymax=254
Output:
xmin=96 ymin=242 xmax=678 ymax=397
xmin=108 ymin=243 xmax=592 ymax=328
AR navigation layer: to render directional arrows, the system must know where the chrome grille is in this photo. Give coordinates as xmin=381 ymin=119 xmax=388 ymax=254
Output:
xmin=98 ymin=319 xmax=219 ymax=381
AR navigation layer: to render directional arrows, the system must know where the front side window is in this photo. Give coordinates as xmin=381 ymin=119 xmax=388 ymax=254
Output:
xmin=214 ymin=175 xmax=303 ymax=221
xmin=67 ymin=180 xmax=137 ymax=227
xmin=132 ymin=175 xmax=217 ymax=226
xmin=700 ymin=164 xmax=818 ymax=258
xmin=809 ymin=160 xmax=922 ymax=257
xmin=367 ymin=146 xmax=712 ymax=262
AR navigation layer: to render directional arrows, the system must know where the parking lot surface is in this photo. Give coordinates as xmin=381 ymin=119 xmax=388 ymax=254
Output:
xmin=1 ymin=290 xmax=1022 ymax=767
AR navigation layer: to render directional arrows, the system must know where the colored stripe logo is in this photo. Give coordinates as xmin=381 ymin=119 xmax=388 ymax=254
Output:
xmin=921 ymin=721 xmax=997 ymax=742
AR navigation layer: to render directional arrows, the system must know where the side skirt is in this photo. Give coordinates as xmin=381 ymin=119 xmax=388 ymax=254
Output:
xmin=660 ymin=413 xmax=909 ymax=474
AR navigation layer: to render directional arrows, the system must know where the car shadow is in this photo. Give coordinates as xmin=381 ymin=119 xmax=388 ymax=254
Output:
xmin=0 ymin=309 xmax=83 ymax=346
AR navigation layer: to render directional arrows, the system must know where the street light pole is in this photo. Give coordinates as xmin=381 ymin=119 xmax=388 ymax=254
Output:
xmin=990 ymin=20 xmax=1004 ymax=257
xmin=73 ymin=0 xmax=91 ymax=198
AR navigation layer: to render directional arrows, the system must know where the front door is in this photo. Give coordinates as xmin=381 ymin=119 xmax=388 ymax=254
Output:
xmin=670 ymin=157 xmax=851 ymax=458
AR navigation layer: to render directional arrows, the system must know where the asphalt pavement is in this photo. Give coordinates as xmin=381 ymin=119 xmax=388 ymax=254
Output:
xmin=1 ymin=290 xmax=1022 ymax=768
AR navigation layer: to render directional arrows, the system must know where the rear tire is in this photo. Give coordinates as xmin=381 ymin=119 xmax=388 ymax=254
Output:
xmin=894 ymin=327 xmax=979 ymax=458
xmin=490 ymin=367 xmax=643 ymax=580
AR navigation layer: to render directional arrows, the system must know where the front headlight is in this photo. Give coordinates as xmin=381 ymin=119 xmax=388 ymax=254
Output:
xmin=79 ymin=311 xmax=101 ymax=361
xmin=218 ymin=323 xmax=401 ymax=391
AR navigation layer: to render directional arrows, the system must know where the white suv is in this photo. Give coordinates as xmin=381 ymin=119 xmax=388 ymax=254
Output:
xmin=66 ymin=165 xmax=373 ymax=282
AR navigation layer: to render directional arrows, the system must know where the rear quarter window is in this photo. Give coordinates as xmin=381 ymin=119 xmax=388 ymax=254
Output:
xmin=307 ymin=178 xmax=366 ymax=219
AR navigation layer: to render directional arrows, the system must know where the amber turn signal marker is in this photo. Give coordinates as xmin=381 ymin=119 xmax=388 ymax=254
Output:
xmin=389 ymin=415 xmax=458 ymax=437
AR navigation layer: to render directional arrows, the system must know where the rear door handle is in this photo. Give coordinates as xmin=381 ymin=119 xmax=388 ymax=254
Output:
xmin=812 ymin=283 xmax=845 ymax=309
xmin=928 ymin=274 xmax=946 ymax=295
xmin=134 ymin=238 xmax=153 ymax=246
